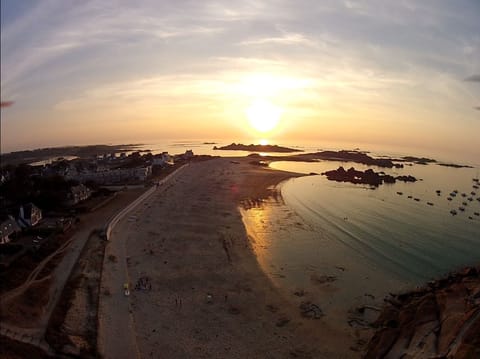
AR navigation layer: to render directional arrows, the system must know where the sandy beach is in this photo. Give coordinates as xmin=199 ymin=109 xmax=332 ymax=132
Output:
xmin=98 ymin=157 xmax=360 ymax=358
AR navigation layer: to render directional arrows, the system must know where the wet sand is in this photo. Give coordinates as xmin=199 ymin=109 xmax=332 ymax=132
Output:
xmin=99 ymin=157 xmax=359 ymax=358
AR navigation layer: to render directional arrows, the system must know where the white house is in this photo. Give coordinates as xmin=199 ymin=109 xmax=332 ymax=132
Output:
xmin=0 ymin=216 xmax=21 ymax=244
xmin=153 ymin=152 xmax=174 ymax=167
xmin=65 ymin=165 xmax=152 ymax=184
xmin=18 ymin=203 xmax=42 ymax=228
xmin=0 ymin=172 xmax=9 ymax=184
xmin=67 ymin=184 xmax=92 ymax=205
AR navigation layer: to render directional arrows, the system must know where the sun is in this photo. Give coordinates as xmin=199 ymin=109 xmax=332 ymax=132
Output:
xmin=246 ymin=99 xmax=282 ymax=133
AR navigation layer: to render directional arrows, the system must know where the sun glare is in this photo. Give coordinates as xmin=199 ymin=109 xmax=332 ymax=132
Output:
xmin=246 ymin=99 xmax=282 ymax=133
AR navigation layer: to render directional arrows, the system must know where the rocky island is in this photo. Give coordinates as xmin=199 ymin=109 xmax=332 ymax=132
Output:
xmin=213 ymin=143 xmax=302 ymax=153
xmin=259 ymin=150 xmax=405 ymax=168
xmin=392 ymin=156 xmax=473 ymax=168
xmin=313 ymin=150 xmax=404 ymax=168
xmin=257 ymin=150 xmax=473 ymax=170
xmin=437 ymin=163 xmax=474 ymax=169
xmin=322 ymin=166 xmax=417 ymax=187
xmin=393 ymin=156 xmax=437 ymax=165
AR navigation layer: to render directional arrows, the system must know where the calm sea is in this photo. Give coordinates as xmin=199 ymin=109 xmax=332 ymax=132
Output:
xmin=270 ymin=161 xmax=480 ymax=281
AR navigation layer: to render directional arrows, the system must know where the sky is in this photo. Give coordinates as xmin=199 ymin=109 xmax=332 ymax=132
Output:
xmin=1 ymin=0 xmax=479 ymax=161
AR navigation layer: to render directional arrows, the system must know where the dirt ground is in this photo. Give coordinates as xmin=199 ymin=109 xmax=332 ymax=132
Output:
xmin=45 ymin=229 xmax=106 ymax=357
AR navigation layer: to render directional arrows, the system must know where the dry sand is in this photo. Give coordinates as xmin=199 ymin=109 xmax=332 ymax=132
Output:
xmin=98 ymin=157 xmax=359 ymax=359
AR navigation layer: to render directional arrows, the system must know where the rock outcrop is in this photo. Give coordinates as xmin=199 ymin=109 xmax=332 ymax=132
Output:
xmin=322 ymin=167 xmax=417 ymax=187
xmin=365 ymin=267 xmax=480 ymax=359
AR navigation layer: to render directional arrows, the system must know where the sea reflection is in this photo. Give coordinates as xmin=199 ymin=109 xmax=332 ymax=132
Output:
xmin=240 ymin=203 xmax=276 ymax=278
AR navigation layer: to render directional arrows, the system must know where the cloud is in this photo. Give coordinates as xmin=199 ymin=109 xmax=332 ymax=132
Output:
xmin=2 ymin=0 xmax=480 ymax=149
xmin=1 ymin=1 xmax=225 ymax=94
xmin=465 ymin=75 xmax=480 ymax=82
xmin=239 ymin=33 xmax=316 ymax=47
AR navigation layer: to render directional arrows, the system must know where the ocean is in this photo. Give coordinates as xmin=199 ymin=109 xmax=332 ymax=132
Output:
xmin=271 ymin=160 xmax=479 ymax=279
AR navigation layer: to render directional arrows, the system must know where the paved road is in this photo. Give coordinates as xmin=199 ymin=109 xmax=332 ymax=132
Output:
xmin=97 ymin=165 xmax=187 ymax=359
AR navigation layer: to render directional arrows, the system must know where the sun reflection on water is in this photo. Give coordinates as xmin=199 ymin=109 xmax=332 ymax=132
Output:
xmin=240 ymin=204 xmax=274 ymax=274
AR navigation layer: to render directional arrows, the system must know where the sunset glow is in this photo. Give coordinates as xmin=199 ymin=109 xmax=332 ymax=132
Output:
xmin=246 ymin=99 xmax=282 ymax=133
xmin=0 ymin=1 xmax=479 ymax=162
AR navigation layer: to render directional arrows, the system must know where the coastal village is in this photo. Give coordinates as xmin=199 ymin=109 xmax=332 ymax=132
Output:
xmin=0 ymin=146 xmax=208 ymax=357
xmin=0 ymin=148 xmax=195 ymax=288
xmin=0 ymin=148 xmax=195 ymax=251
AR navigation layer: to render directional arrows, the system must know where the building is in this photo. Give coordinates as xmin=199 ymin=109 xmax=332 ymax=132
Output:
xmin=65 ymin=165 xmax=152 ymax=184
xmin=18 ymin=203 xmax=43 ymax=228
xmin=153 ymin=152 xmax=174 ymax=167
xmin=67 ymin=184 xmax=92 ymax=205
xmin=184 ymin=150 xmax=194 ymax=159
xmin=0 ymin=171 xmax=10 ymax=184
xmin=0 ymin=216 xmax=21 ymax=244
